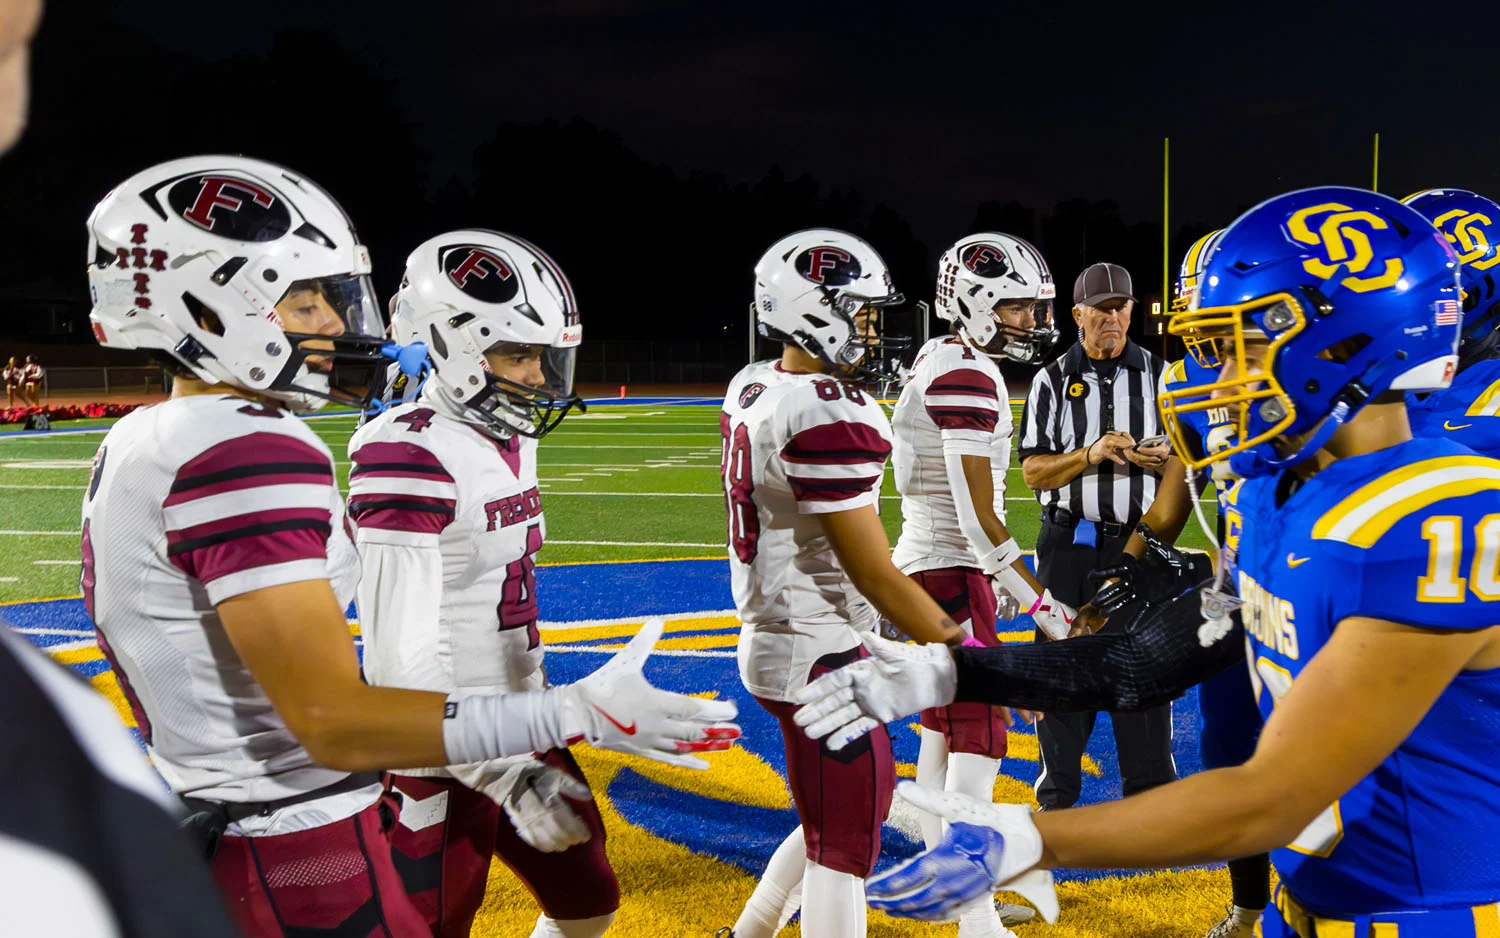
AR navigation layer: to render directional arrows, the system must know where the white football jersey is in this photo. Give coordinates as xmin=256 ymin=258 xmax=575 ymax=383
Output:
xmin=348 ymin=400 xmax=546 ymax=708
xmin=891 ymin=336 xmax=1013 ymax=574
xmin=720 ymin=361 xmax=892 ymax=701
xmin=81 ymin=394 xmax=359 ymax=803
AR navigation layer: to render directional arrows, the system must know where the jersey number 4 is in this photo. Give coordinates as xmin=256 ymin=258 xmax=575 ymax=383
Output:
xmin=720 ymin=413 xmax=761 ymax=563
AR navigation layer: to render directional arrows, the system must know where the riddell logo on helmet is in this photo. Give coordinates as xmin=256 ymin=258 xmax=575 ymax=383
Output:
xmin=443 ymin=246 xmax=522 ymax=304
xmin=961 ymin=243 xmax=1010 ymax=277
xmin=796 ymin=246 xmax=859 ymax=285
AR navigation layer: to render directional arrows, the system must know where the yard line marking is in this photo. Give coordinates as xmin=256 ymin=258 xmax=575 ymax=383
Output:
xmin=10 ymin=627 xmax=92 ymax=637
xmin=1 ymin=459 xmax=95 ymax=469
xmin=539 ymin=609 xmax=739 ymax=629
xmin=548 ymin=539 xmax=725 ymax=548
xmin=0 ymin=577 xmax=18 ymax=583
xmin=543 ymin=491 xmax=719 ymax=497
xmin=0 ymin=530 xmax=78 ymax=536
xmin=32 ymin=560 xmax=77 ymax=566
xmin=545 ymin=645 xmax=735 ymax=659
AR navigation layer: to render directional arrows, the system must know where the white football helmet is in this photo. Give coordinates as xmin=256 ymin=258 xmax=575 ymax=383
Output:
xmin=391 ymin=230 xmax=583 ymax=438
xmin=87 ymin=156 xmax=385 ymax=412
xmin=935 ymin=233 xmax=1057 ymax=364
xmin=753 ymin=228 xmax=907 ymax=381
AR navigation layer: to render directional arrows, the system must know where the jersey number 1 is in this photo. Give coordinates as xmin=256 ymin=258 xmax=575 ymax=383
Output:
xmin=1417 ymin=514 xmax=1500 ymax=602
xmin=720 ymin=413 xmax=761 ymax=563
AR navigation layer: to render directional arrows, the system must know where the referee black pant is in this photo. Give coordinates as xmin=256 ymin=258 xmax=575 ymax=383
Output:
xmin=1032 ymin=518 xmax=1177 ymax=810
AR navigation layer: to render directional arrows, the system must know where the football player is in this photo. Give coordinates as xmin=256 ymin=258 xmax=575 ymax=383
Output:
xmin=1401 ymin=189 xmax=1500 ymax=458
xmin=719 ymin=229 xmax=980 ymax=938
xmin=1082 ymin=228 xmax=1269 ymax=938
xmin=797 ymin=187 xmax=1500 ymax=938
xmin=83 ymin=156 xmax=739 ymax=938
xmin=348 ymin=230 xmax=624 ymax=938
xmin=890 ymin=233 xmax=1066 ymax=937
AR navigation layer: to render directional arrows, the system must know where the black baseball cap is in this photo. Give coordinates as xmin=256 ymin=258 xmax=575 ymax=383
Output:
xmin=1073 ymin=263 xmax=1136 ymax=308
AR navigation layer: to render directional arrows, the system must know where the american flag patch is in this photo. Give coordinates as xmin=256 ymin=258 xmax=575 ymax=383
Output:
xmin=1434 ymin=299 xmax=1461 ymax=326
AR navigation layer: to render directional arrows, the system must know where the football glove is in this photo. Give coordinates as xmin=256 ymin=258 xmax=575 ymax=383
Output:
xmin=487 ymin=758 xmax=592 ymax=854
xmin=866 ymin=783 xmax=1058 ymax=924
xmin=1088 ymin=523 xmax=1213 ymax=616
xmin=791 ymin=632 xmax=956 ymax=750
xmin=1030 ymin=590 xmax=1075 ymax=641
xmin=557 ymin=619 xmax=742 ymax=769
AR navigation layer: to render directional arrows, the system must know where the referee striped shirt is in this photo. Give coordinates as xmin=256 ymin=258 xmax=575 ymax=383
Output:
xmin=1017 ymin=340 xmax=1166 ymax=525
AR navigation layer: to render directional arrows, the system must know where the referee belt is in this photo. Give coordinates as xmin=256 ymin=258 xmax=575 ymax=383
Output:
xmin=1273 ymin=883 xmax=1500 ymax=937
xmin=1042 ymin=506 xmax=1130 ymax=540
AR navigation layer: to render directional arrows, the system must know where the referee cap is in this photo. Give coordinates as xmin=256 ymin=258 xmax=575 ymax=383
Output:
xmin=1073 ymin=262 xmax=1135 ymax=308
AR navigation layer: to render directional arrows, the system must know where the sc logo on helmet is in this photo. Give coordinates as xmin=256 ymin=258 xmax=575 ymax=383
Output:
xmin=1432 ymin=209 xmax=1500 ymax=271
xmin=1286 ymin=202 xmax=1404 ymax=293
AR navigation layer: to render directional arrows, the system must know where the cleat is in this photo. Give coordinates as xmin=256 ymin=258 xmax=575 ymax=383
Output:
xmin=1204 ymin=906 xmax=1258 ymax=938
xmin=995 ymin=900 xmax=1037 ymax=926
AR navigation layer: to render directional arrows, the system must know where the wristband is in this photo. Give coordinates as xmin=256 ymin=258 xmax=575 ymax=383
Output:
xmin=975 ymin=537 xmax=1022 ymax=576
xmin=442 ymin=689 xmax=565 ymax=765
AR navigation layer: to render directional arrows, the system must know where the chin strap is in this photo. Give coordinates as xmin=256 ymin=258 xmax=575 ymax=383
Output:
xmin=1260 ymin=398 xmax=1353 ymax=471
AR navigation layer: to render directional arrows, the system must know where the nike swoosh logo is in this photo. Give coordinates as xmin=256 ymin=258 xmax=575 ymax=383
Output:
xmin=593 ymin=704 xmax=637 ymax=735
xmin=1287 ymin=554 xmax=1310 ymax=568
xmin=1444 ymin=420 xmax=1473 ymax=431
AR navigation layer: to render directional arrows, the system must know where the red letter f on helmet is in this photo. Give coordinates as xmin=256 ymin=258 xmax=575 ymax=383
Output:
xmin=448 ymin=249 xmax=514 ymax=289
xmin=965 ymin=245 xmax=1004 ymax=272
xmin=183 ymin=176 xmax=276 ymax=232
xmin=804 ymin=246 xmax=851 ymax=283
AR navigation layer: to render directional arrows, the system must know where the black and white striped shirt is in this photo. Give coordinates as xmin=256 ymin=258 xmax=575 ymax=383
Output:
xmin=1017 ymin=340 xmax=1166 ymax=525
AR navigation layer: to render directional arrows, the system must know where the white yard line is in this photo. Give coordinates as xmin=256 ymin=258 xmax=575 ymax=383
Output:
xmin=549 ymin=539 xmax=725 ymax=548
xmin=544 ymin=645 xmax=734 ymax=658
xmin=32 ymin=560 xmax=77 ymax=566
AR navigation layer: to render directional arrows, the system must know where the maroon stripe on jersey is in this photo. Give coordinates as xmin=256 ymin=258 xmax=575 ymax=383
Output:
xmin=165 ymin=432 xmax=332 ymax=506
xmin=348 ymin=496 xmax=457 ymax=535
xmin=780 ymin=421 xmax=891 ymax=466
xmin=787 ymin=473 xmax=884 ymax=502
xmin=167 ymin=510 xmax=332 ymax=585
xmin=926 ymin=405 xmax=1000 ymax=433
xmin=927 ymin=368 xmax=998 ymax=399
xmin=94 ymin=628 xmax=153 ymax=747
xmin=349 ymin=442 xmax=455 ymax=481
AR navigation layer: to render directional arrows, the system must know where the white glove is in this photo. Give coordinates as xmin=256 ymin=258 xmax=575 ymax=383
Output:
xmin=792 ymin=632 xmax=956 ymax=750
xmin=485 ymin=758 xmax=592 ymax=853
xmin=865 ymin=782 xmax=1059 ymax=924
xmin=556 ymin=618 xmax=742 ymax=769
xmin=1031 ymin=590 xmax=1075 ymax=641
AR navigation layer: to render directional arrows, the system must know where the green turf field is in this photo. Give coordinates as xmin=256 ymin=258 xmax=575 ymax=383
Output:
xmin=0 ymin=401 xmax=1217 ymax=603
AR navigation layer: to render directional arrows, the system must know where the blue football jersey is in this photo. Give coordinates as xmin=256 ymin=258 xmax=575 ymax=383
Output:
xmin=1407 ymin=357 xmax=1500 ymax=459
xmin=1234 ymin=437 xmax=1500 ymax=915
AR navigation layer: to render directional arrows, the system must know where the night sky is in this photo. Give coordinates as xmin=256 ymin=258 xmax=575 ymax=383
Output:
xmin=4 ymin=0 xmax=1499 ymax=351
xmin=122 ymin=0 xmax=1499 ymax=241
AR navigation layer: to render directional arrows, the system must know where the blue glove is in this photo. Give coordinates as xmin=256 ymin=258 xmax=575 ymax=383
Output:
xmin=865 ymin=783 xmax=1058 ymax=924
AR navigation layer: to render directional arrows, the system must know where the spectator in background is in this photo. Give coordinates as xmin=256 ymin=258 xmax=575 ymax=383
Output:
xmin=21 ymin=354 xmax=42 ymax=405
xmin=1016 ymin=262 xmax=1175 ymax=811
xmin=3 ymin=355 xmax=18 ymax=407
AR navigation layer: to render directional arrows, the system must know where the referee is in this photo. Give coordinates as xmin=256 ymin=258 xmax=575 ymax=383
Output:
xmin=1017 ymin=261 xmax=1175 ymax=810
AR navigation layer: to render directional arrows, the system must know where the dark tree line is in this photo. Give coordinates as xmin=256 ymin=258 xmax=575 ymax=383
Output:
xmin=0 ymin=10 xmax=1218 ymax=370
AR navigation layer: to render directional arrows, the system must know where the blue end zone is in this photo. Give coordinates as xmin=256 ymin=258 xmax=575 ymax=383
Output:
xmin=3 ymin=557 xmax=1210 ymax=884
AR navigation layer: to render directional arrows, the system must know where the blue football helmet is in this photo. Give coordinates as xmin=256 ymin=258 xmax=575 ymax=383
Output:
xmin=1402 ymin=188 xmax=1500 ymax=370
xmin=1172 ymin=228 xmax=1226 ymax=369
xmin=1160 ymin=186 xmax=1461 ymax=478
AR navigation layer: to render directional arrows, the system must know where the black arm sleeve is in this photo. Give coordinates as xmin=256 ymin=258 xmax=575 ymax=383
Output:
xmin=950 ymin=586 xmax=1244 ymax=713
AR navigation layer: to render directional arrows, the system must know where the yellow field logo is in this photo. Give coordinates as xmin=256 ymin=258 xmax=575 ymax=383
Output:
xmin=1432 ymin=208 xmax=1500 ymax=271
xmin=1287 ymin=202 xmax=1404 ymax=293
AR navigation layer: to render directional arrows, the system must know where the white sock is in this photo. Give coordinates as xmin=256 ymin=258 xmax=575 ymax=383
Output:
xmin=945 ymin=752 xmax=1001 ymax=804
xmin=947 ymin=753 xmax=1007 ymax=937
xmin=732 ymin=827 xmax=806 ymax=938
xmin=777 ymin=877 xmax=803 ymax=930
xmin=916 ymin=728 xmax=950 ymax=849
xmin=529 ymin=912 xmax=615 ymax=938
xmin=1232 ymin=905 xmax=1261 ymax=924
xmin=801 ymin=860 xmax=866 ymax=938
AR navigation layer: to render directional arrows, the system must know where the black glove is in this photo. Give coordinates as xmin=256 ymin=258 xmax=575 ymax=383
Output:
xmin=1087 ymin=523 xmax=1215 ymax=616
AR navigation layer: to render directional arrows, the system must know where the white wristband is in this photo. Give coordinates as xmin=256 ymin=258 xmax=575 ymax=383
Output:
xmin=441 ymin=690 xmax=567 ymax=765
xmin=975 ymin=537 xmax=1022 ymax=576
